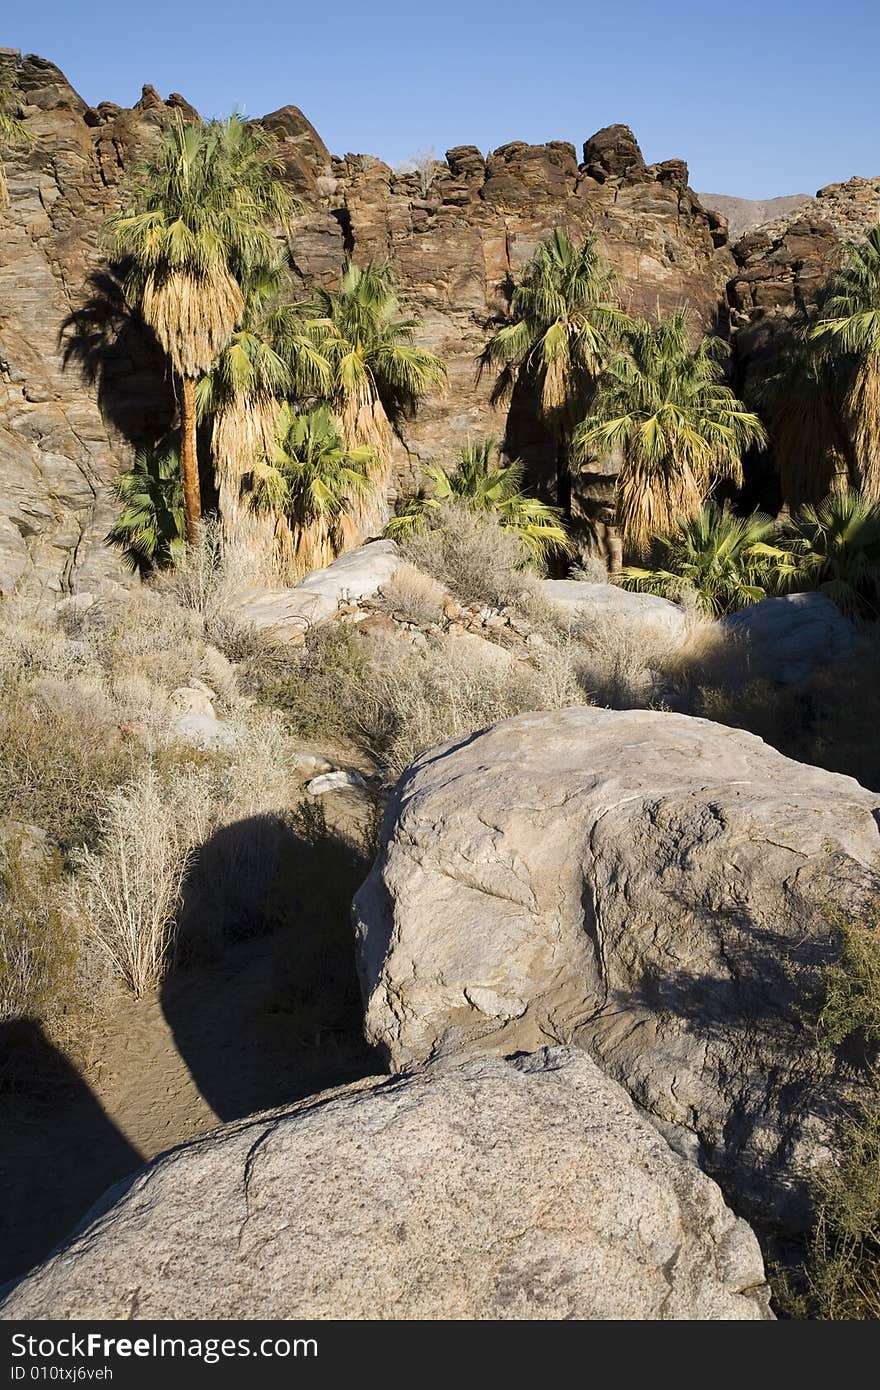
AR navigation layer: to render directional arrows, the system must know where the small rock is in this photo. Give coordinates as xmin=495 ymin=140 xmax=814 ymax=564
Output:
xmin=169 ymin=687 xmax=215 ymax=719
xmin=171 ymin=713 xmax=237 ymax=749
xmin=357 ymin=611 xmax=398 ymax=637
xmin=525 ymin=632 xmax=547 ymax=649
xmin=290 ymin=753 xmax=336 ymax=779
xmin=306 ymin=770 xmax=367 ymax=796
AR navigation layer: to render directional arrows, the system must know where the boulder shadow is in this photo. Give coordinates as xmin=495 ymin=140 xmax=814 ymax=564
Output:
xmin=160 ymin=805 xmax=380 ymax=1124
xmin=0 ymin=1019 xmax=143 ymax=1288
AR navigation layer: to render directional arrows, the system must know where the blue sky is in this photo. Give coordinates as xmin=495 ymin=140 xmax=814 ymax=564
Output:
xmin=6 ymin=0 xmax=878 ymax=198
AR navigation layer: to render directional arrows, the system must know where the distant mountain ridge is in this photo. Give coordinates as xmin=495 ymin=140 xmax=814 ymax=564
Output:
xmin=697 ymin=192 xmax=812 ymax=239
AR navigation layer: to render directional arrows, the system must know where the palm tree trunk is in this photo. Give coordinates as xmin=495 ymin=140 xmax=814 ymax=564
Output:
xmin=556 ymin=430 xmax=572 ymax=515
xmin=180 ymin=376 xmax=202 ymax=545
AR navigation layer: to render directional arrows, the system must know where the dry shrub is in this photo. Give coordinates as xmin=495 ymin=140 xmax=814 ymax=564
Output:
xmin=73 ymin=771 xmax=195 ymax=997
xmin=95 ymin=592 xmax=209 ymax=694
xmin=150 ymin=517 xmax=272 ymax=621
xmin=260 ymin=624 xmax=372 ymax=738
xmin=377 ymin=563 xmax=447 ymax=627
xmin=0 ymin=608 xmax=99 ymax=692
xmin=399 ymin=503 xmax=542 ymax=610
xmin=0 ymin=683 xmax=145 ymax=850
xmin=71 ymin=709 xmax=303 ymax=993
xmin=349 ymin=633 xmax=584 ymax=778
xmin=0 ymin=826 xmax=76 ymax=1025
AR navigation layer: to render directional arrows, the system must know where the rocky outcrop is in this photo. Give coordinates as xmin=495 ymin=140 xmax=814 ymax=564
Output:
xmin=698 ymin=193 xmax=812 ymax=240
xmin=728 ymin=177 xmax=880 ymax=333
xmin=721 ymin=592 xmax=862 ymax=685
xmin=0 ymin=1048 xmax=772 ymax=1319
xmin=226 ymin=539 xmax=401 ymax=637
xmin=0 ymin=51 xmax=185 ymax=599
xmin=353 ymin=706 xmax=880 ymax=1226
xmin=0 ymin=51 xmax=733 ymax=599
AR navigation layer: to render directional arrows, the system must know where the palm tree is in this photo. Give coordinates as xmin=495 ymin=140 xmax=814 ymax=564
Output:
xmin=107 ymin=114 xmax=295 ymax=545
xmin=751 ymin=327 xmax=853 ymax=510
xmin=618 ymin=501 xmax=782 ymax=616
xmin=298 ymin=259 xmax=447 ymax=537
xmin=775 ymin=491 xmax=880 ymax=618
xmin=0 ymin=80 xmax=33 ymax=208
xmin=386 ymin=438 xmax=570 ymax=562
xmin=250 ymin=404 xmax=378 ymax=577
xmin=574 ymin=308 xmax=767 ymax=554
xmin=196 ymin=255 xmax=330 ymax=563
xmin=810 ymin=228 xmax=880 ymax=500
xmin=106 ymin=446 xmax=185 ymax=573
xmin=483 ymin=227 xmax=629 ymax=513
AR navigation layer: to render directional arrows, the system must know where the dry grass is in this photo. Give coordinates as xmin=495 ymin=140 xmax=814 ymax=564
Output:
xmin=377 ymin=563 xmax=447 ymax=627
xmin=0 ymin=827 xmax=76 ymax=1026
xmin=73 ymin=771 xmax=193 ymax=997
xmin=399 ymin=502 xmax=544 ymax=610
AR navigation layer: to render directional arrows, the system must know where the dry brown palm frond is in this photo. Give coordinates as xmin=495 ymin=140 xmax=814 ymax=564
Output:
xmin=846 ymin=355 xmax=880 ymax=501
xmin=342 ymin=393 xmax=393 ymax=538
xmin=616 ymin=453 xmax=705 ymax=556
xmin=212 ymin=393 xmax=280 ymax=563
xmin=141 ymin=264 xmax=244 ymax=379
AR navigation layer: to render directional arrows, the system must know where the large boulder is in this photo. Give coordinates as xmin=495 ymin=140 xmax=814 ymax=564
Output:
xmin=353 ymin=706 xmax=880 ymax=1225
xmin=721 ymin=592 xmax=861 ymax=685
xmin=227 ymin=541 xmax=401 ymax=638
xmin=0 ymin=1049 xmax=771 ymax=1320
xmin=540 ymin=579 xmax=686 ymax=644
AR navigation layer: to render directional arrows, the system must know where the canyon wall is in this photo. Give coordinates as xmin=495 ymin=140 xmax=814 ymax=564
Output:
xmin=1 ymin=49 xmax=878 ymax=598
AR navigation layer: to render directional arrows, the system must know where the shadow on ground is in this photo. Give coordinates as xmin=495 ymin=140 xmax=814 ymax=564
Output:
xmin=0 ymin=1020 xmax=143 ymax=1287
xmin=0 ymin=805 xmax=379 ymax=1288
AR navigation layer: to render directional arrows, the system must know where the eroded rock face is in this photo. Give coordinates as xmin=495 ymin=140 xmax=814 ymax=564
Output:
xmin=1 ymin=48 xmax=732 ymax=598
xmin=353 ymin=706 xmax=880 ymax=1226
xmin=0 ymin=1049 xmax=772 ymax=1320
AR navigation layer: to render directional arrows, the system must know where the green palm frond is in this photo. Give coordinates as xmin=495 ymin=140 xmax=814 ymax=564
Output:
xmin=618 ymin=501 xmax=781 ymax=616
xmin=386 ymin=437 xmax=570 ymax=561
xmin=106 ymin=446 xmax=185 ymax=572
xmin=293 ymin=258 xmax=447 ymax=437
xmin=484 ymin=229 xmax=628 ymax=422
xmin=254 ymin=403 xmax=378 ymax=527
xmin=575 ymin=307 xmax=766 ymax=553
xmin=776 ymin=490 xmax=880 ymax=617
xmin=108 ymin=114 xmax=299 ymax=380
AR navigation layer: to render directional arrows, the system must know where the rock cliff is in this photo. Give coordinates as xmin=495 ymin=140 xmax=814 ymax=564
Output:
xmin=2 ymin=47 xmax=878 ymax=599
xmin=0 ymin=50 xmax=731 ymax=597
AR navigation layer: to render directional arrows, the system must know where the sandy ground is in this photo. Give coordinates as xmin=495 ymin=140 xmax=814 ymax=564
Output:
xmin=0 ymin=786 xmax=381 ymax=1289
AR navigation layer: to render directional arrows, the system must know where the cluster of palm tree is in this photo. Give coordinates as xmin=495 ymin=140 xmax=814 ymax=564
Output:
xmin=478 ymin=227 xmax=767 ymax=558
xmin=619 ymin=491 xmax=880 ymax=618
xmin=106 ymin=114 xmax=446 ymax=576
xmin=102 ymin=119 xmax=880 ymax=598
xmin=475 ymin=222 xmax=880 ymax=594
xmin=750 ymin=228 xmax=880 ymax=511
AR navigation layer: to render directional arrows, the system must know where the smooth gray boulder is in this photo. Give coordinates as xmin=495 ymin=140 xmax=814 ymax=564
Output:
xmin=0 ymin=1050 xmax=772 ymax=1320
xmin=540 ymin=579 xmax=686 ymax=643
xmin=228 ymin=541 xmax=400 ymax=638
xmin=721 ymin=592 xmax=861 ymax=685
xmin=353 ymin=706 xmax=880 ymax=1226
